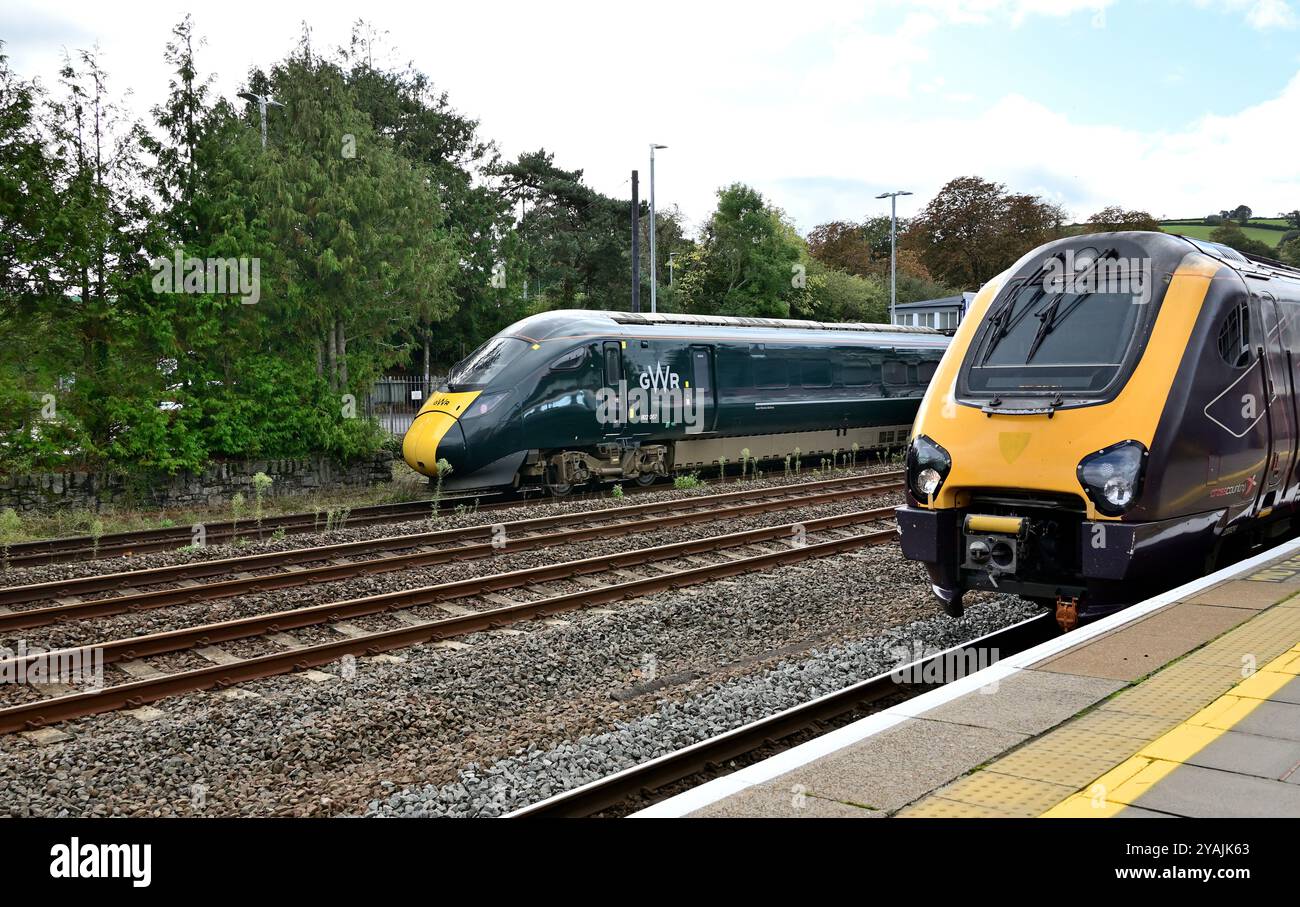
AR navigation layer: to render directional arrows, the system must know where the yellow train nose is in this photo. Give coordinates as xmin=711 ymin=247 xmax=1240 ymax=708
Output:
xmin=402 ymin=411 xmax=468 ymax=476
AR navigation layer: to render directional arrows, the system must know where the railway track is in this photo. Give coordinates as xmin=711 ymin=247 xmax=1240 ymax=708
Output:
xmin=4 ymin=467 xmax=891 ymax=569
xmin=0 ymin=494 xmax=498 ymax=568
xmin=505 ymin=613 xmax=1056 ymax=818
xmin=0 ymin=507 xmax=901 ymax=734
xmin=0 ymin=473 xmax=904 ymax=626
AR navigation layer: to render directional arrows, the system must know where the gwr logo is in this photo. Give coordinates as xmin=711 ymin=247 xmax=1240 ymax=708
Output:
xmin=639 ymin=361 xmax=682 ymax=391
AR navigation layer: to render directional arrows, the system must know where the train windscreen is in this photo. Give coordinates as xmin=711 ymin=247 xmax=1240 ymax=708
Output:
xmin=961 ymin=250 xmax=1157 ymax=398
xmin=446 ymin=337 xmax=525 ymax=388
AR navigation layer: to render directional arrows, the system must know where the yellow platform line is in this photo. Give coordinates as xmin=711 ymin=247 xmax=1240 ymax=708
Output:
xmin=1042 ymin=641 xmax=1300 ymax=817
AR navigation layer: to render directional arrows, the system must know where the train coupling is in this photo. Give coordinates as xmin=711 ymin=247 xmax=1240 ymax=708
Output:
xmin=1055 ymin=596 xmax=1079 ymax=633
xmin=962 ymin=514 xmax=1025 ymax=578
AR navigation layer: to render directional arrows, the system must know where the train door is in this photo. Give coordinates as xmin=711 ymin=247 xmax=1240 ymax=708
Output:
xmin=1261 ymin=292 xmax=1297 ymax=504
xmin=601 ymin=340 xmax=626 ymax=440
xmin=690 ymin=346 xmax=716 ymax=433
xmin=1253 ymin=292 xmax=1295 ymax=507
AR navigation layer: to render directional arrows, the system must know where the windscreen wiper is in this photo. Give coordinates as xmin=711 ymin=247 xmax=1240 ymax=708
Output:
xmin=1024 ymin=249 xmax=1115 ymax=363
xmin=979 ymin=264 xmax=1049 ymax=365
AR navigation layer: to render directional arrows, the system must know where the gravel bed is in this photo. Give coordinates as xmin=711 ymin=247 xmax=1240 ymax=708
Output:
xmin=362 ymin=596 xmax=1039 ymax=817
xmin=0 ymin=489 xmax=900 ymax=660
xmin=0 ymin=464 xmax=900 ymax=588
xmin=0 ymin=536 xmax=1034 ymax=818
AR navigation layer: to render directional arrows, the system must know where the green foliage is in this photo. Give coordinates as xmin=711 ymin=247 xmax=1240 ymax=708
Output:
xmin=1280 ymin=237 xmax=1300 ymax=268
xmin=902 ymin=175 xmax=1065 ymax=288
xmin=1210 ymin=223 xmax=1277 ymax=259
xmin=673 ymin=473 xmax=701 ymax=490
xmin=0 ymin=507 xmax=18 ymax=569
xmin=1085 ymin=206 xmax=1161 ymax=233
xmin=0 ymin=22 xmax=459 ymax=475
xmin=675 ymin=183 xmax=804 ymax=318
xmin=794 ymin=259 xmax=888 ymax=323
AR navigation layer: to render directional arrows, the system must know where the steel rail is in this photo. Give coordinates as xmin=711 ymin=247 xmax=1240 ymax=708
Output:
xmin=0 ymin=495 xmax=504 ymax=567
xmin=0 ymin=473 xmax=903 ymax=609
xmin=5 ymin=468 xmax=901 ymax=568
xmin=0 ymin=524 xmax=899 ymax=735
xmin=505 ymin=613 xmax=1056 ymax=818
xmin=0 ymin=508 xmax=897 ymax=672
xmin=0 ymin=483 xmax=903 ymax=633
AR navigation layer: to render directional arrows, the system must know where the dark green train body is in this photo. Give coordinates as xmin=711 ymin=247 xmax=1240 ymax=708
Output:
xmin=403 ymin=310 xmax=947 ymax=493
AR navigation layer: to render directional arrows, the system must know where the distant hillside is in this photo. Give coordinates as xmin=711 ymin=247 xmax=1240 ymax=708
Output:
xmin=1158 ymin=218 xmax=1292 ymax=249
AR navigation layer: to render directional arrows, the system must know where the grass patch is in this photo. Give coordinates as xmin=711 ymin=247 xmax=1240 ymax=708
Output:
xmin=1159 ymin=221 xmax=1288 ymax=249
xmin=1 ymin=459 xmax=431 ymax=544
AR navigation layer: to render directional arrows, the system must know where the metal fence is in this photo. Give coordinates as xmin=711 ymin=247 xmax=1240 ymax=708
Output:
xmin=364 ymin=375 xmax=442 ymax=436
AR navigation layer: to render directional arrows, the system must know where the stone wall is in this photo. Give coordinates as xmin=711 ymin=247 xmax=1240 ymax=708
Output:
xmin=0 ymin=453 xmax=398 ymax=514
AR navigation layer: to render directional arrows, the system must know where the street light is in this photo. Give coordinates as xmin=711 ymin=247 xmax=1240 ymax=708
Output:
xmin=238 ymin=92 xmax=285 ymax=150
xmin=876 ymin=189 xmax=913 ymax=325
xmin=650 ymin=143 xmax=667 ymax=313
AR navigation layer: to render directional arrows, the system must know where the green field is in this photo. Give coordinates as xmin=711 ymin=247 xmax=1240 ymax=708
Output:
xmin=1159 ymin=218 xmax=1291 ymax=249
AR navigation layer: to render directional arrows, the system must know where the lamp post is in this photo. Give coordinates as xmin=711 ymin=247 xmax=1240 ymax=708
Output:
xmin=650 ymin=143 xmax=667 ymax=313
xmin=876 ymin=189 xmax=913 ymax=325
xmin=237 ymin=92 xmax=285 ymax=150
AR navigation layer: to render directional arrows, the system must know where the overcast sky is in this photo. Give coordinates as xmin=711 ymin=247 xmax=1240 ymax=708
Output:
xmin=3 ymin=0 xmax=1299 ymax=234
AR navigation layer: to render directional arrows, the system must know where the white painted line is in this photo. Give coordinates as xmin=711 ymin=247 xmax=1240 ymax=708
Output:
xmin=632 ymin=534 xmax=1300 ymax=818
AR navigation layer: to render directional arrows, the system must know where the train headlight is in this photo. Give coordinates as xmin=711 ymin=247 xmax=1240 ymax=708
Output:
xmin=1077 ymin=441 xmax=1147 ymax=516
xmin=907 ymin=435 xmax=952 ymax=502
xmin=465 ymin=391 xmax=509 ymax=418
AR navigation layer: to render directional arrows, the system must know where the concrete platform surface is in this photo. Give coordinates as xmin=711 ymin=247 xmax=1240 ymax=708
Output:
xmin=639 ymin=535 xmax=1300 ymax=819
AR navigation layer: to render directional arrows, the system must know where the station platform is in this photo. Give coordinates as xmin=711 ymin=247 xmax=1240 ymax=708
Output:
xmin=639 ymin=538 xmax=1300 ymax=818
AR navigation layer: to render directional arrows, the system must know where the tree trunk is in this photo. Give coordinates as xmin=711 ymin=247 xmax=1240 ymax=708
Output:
xmin=325 ymin=324 xmax=337 ymax=392
xmin=336 ymin=320 xmax=348 ymax=390
xmin=423 ymin=328 xmax=432 ymax=395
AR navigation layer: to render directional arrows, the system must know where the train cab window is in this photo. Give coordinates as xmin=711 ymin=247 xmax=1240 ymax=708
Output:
xmin=603 ymin=342 xmax=622 ymax=385
xmin=918 ymin=361 xmax=938 ymax=383
xmin=800 ymin=359 xmax=832 ymax=388
xmin=1217 ymin=301 xmax=1252 ymax=369
xmin=549 ymin=347 xmax=587 ymax=371
xmin=883 ymin=361 xmax=907 ymax=385
xmin=446 ymin=336 xmax=524 ymax=388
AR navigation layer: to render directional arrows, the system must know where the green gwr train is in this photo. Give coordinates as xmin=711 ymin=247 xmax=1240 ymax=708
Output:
xmin=403 ymin=309 xmax=948 ymax=493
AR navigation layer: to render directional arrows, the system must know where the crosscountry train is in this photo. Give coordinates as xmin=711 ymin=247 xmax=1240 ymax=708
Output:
xmin=403 ymin=310 xmax=947 ymax=493
xmin=897 ymin=231 xmax=1300 ymax=629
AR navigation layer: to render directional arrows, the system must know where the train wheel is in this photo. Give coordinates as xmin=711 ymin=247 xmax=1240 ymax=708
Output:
xmin=545 ymin=464 xmax=575 ymax=497
xmin=635 ymin=472 xmax=658 ymax=487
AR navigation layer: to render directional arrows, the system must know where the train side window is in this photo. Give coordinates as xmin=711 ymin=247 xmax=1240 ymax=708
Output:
xmin=883 ymin=360 xmax=907 ymax=385
xmin=603 ymin=342 xmax=622 ymax=385
xmin=918 ymin=361 xmax=938 ymax=383
xmin=801 ymin=359 xmax=832 ymax=388
xmin=550 ymin=347 xmax=587 ymax=371
xmin=756 ymin=356 xmax=788 ymax=388
xmin=1217 ymin=302 xmax=1251 ymax=369
xmin=842 ymin=360 xmax=881 ymax=387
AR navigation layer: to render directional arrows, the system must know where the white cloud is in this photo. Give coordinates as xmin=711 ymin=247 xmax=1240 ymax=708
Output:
xmin=0 ymin=0 xmax=1296 ymax=234
xmin=1199 ymin=0 xmax=1298 ymax=28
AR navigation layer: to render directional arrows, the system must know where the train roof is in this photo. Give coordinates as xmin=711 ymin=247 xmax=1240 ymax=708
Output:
xmin=1031 ymin=230 xmax=1300 ymax=286
xmin=502 ymin=309 xmax=949 ymax=349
